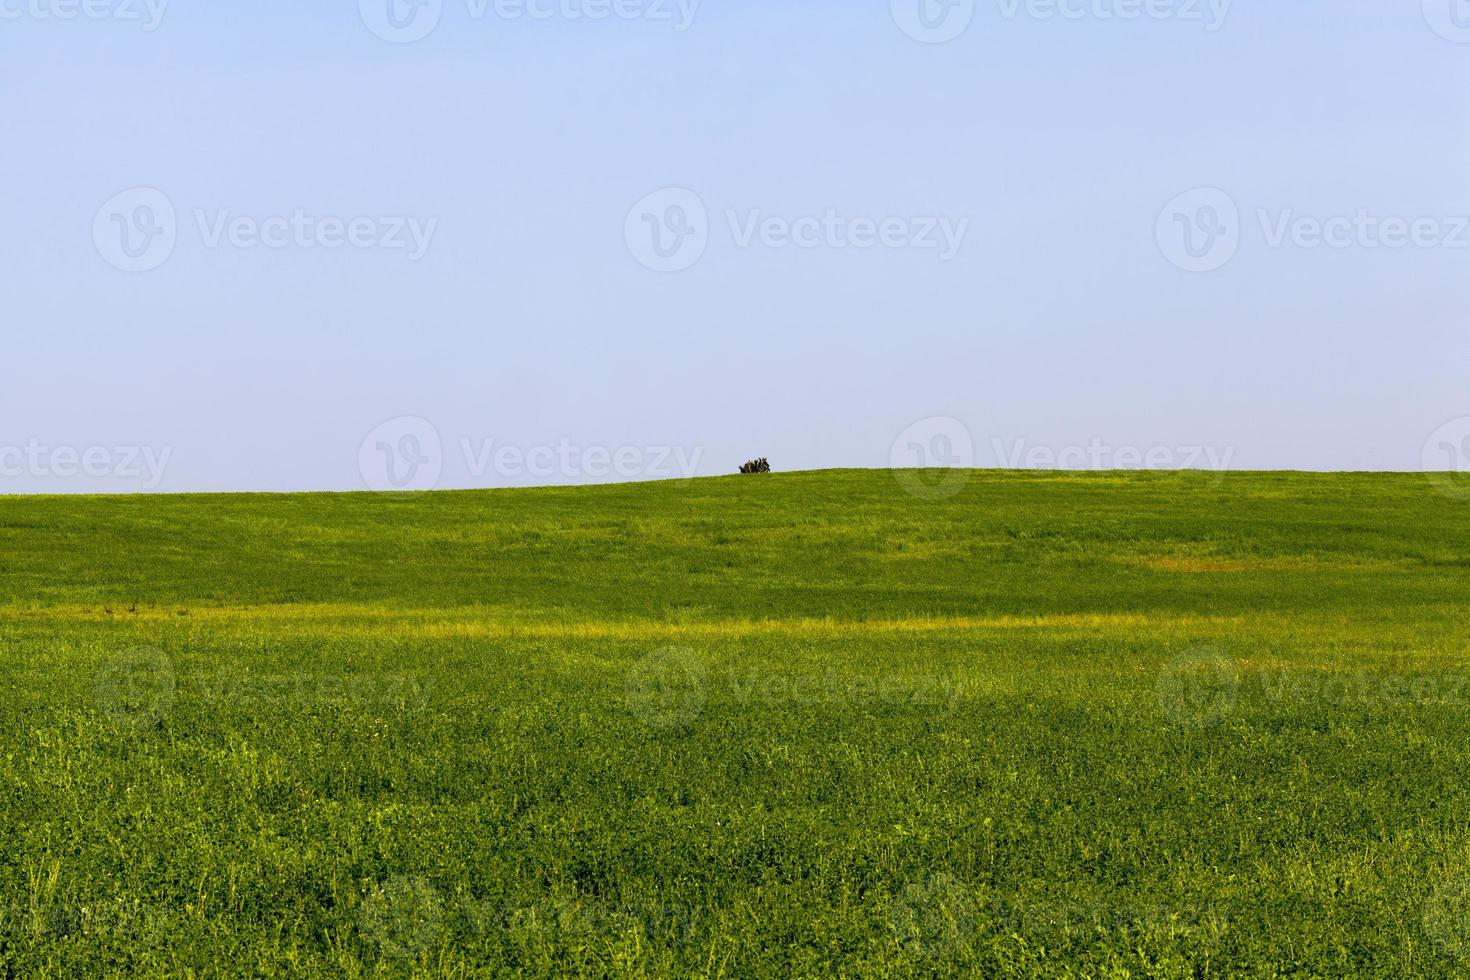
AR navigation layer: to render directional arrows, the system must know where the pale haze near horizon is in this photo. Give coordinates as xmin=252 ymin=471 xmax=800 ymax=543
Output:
xmin=4 ymin=0 xmax=1470 ymax=492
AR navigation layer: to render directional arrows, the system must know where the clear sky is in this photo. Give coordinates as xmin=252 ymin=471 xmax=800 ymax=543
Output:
xmin=4 ymin=0 xmax=1470 ymax=492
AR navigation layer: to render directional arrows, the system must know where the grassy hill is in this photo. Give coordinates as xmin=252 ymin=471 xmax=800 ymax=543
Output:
xmin=3 ymin=469 xmax=1470 ymax=976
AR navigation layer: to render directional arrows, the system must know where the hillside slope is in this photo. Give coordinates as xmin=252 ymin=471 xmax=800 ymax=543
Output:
xmin=2 ymin=470 xmax=1469 ymax=976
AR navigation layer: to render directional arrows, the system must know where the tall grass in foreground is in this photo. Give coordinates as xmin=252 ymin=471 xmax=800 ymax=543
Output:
xmin=2 ymin=470 xmax=1469 ymax=976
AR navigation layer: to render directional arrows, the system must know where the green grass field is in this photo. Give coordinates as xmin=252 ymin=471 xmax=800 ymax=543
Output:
xmin=4 ymin=469 xmax=1470 ymax=977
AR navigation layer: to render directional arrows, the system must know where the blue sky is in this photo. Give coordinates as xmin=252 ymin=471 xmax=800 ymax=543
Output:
xmin=4 ymin=0 xmax=1470 ymax=491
